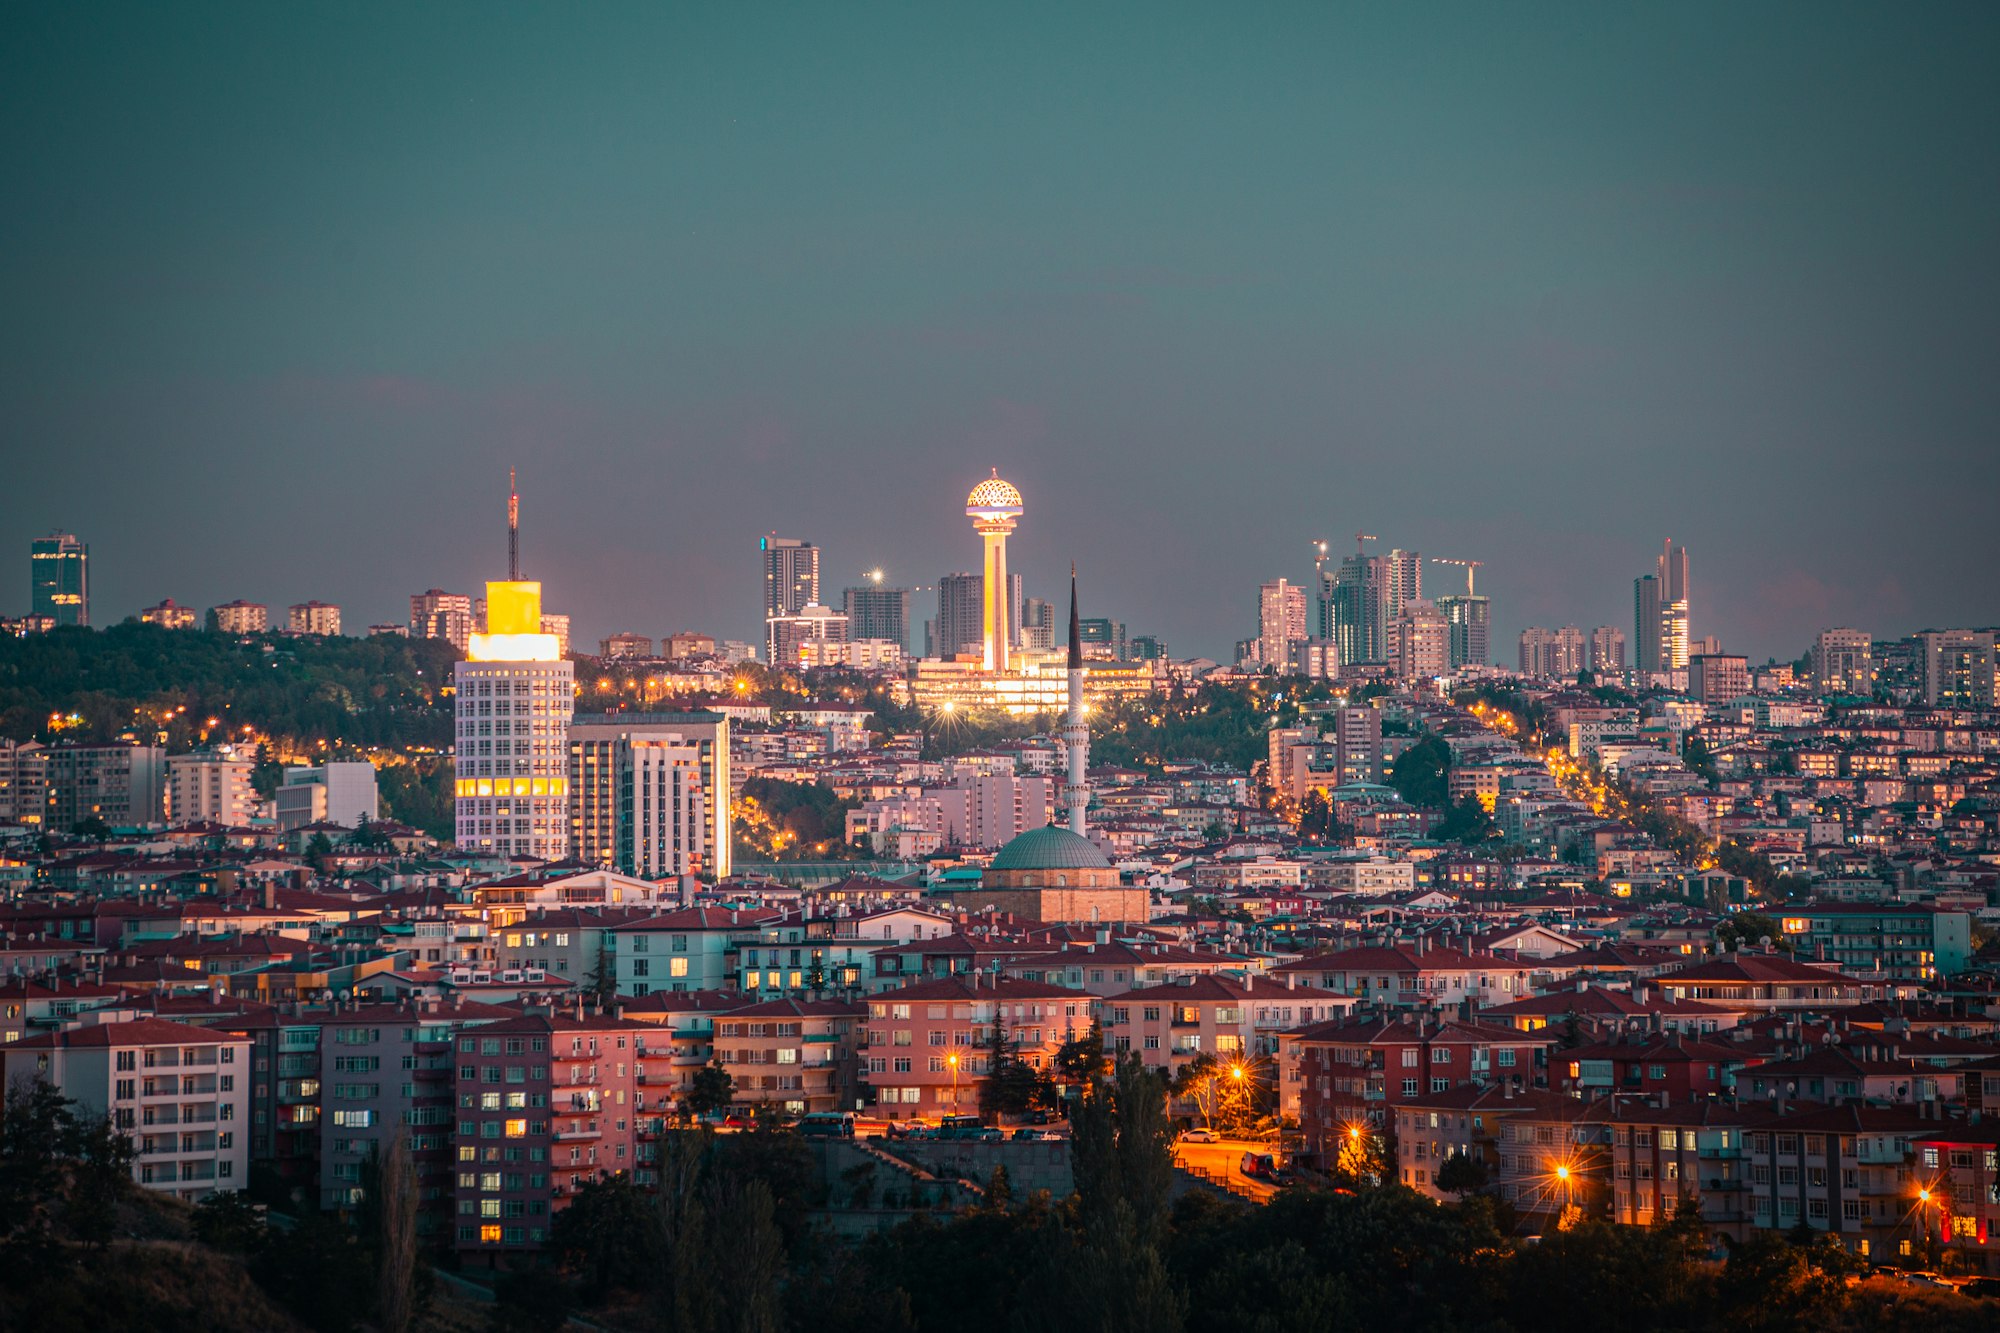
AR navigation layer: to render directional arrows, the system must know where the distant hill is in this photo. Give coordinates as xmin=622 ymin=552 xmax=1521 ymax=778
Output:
xmin=0 ymin=623 xmax=457 ymax=753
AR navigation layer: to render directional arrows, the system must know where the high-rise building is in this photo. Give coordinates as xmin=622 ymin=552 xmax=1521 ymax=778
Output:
xmin=965 ymin=471 xmax=1024 ymax=672
xmin=1392 ymin=600 xmax=1450 ymax=680
xmin=1588 ymin=626 xmax=1627 ymax=674
xmin=569 ymin=711 xmax=730 ymax=880
xmin=842 ymin=584 xmax=911 ymax=649
xmin=1386 ymin=549 xmax=1422 ymax=622
xmin=1633 ymin=575 xmax=1662 ymax=673
xmin=1659 ymin=540 xmax=1690 ymax=670
xmin=1434 ymin=595 xmax=1491 ymax=669
xmin=1329 ymin=555 xmax=1389 ymax=666
xmin=1920 ymin=630 xmax=1997 ymax=709
xmin=0 ymin=740 xmax=49 ymax=828
xmin=1021 ymin=597 xmax=1055 ymax=652
xmin=30 ymin=532 xmax=88 ymax=627
xmin=760 ymin=536 xmax=819 ymax=662
xmin=1519 ymin=627 xmax=1585 ymax=679
xmin=210 ymin=600 xmax=269 ymax=634
xmin=47 ymin=743 xmax=167 ymax=830
xmin=167 ymin=745 xmax=259 ymax=827
xmin=1128 ymin=635 xmax=1169 ymax=662
xmin=1258 ymin=579 xmax=1308 ymax=671
xmin=1688 ymin=654 xmax=1749 ymax=706
xmin=454 ymin=582 xmax=573 ymax=861
xmin=539 ymin=613 xmax=570 ymax=657
xmin=411 ymin=590 xmax=475 ymax=651
xmin=934 ymin=573 xmax=984 ymax=660
xmin=1636 ymin=541 xmax=1690 ymax=672
xmin=287 ymin=601 xmax=342 ymax=636
xmin=1812 ymin=628 xmax=1873 ymax=697
xmin=454 ymin=481 xmax=572 ymax=860
xmin=137 ymin=598 xmax=197 ymax=629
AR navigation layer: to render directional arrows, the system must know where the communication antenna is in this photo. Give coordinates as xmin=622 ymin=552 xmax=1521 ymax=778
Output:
xmin=507 ymin=468 xmax=520 ymax=580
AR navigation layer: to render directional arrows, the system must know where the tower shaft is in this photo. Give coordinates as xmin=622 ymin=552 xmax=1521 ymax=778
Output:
xmin=981 ymin=527 xmax=1012 ymax=673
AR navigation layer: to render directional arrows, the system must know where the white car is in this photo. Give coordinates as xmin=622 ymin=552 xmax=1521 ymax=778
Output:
xmin=1181 ymin=1128 xmax=1219 ymax=1144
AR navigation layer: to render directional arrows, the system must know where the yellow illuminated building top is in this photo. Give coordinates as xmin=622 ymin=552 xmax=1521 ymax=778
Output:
xmin=467 ymin=581 xmax=563 ymax=662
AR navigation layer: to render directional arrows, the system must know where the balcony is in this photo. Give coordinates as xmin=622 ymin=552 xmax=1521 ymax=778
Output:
xmin=554 ymin=1127 xmax=599 ymax=1142
xmin=413 ymin=1068 xmax=451 ymax=1083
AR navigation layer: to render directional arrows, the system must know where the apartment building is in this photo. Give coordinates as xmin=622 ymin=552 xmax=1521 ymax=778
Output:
xmin=1098 ymin=975 xmax=1259 ymax=1075
xmin=450 ymin=1009 xmax=650 ymax=1262
xmin=318 ymin=1000 xmax=511 ymax=1226
xmin=1777 ymin=902 xmax=1972 ymax=983
xmin=713 ymin=997 xmax=864 ymax=1116
xmin=861 ymin=975 xmax=1092 ymax=1120
xmin=1 ymin=1016 xmax=251 ymax=1202
xmin=1291 ymin=1014 xmax=1551 ymax=1157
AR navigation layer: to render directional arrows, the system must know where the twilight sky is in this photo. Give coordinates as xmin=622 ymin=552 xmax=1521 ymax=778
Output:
xmin=4 ymin=3 xmax=1996 ymax=662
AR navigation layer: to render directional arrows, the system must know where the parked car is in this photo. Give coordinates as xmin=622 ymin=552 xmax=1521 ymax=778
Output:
xmin=1962 ymin=1277 xmax=2000 ymax=1299
xmin=1181 ymin=1129 xmax=1219 ymax=1144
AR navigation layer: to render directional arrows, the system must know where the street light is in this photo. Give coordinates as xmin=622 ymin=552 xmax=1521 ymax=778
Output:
xmin=948 ymin=1051 xmax=960 ymax=1112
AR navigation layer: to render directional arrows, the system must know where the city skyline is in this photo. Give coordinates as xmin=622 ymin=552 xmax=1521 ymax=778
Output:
xmin=5 ymin=6 xmax=1998 ymax=661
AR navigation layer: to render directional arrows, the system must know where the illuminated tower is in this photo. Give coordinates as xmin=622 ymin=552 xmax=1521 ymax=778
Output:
xmin=1062 ymin=566 xmax=1089 ymax=836
xmin=30 ymin=531 xmax=88 ymax=627
xmin=965 ymin=470 xmax=1024 ymax=673
xmin=454 ymin=476 xmax=574 ymax=862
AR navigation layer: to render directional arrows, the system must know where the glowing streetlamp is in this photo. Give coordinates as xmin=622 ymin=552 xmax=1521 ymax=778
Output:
xmin=948 ymin=1051 xmax=961 ymax=1112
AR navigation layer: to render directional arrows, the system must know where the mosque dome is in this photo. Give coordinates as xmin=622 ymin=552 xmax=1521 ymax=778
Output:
xmin=966 ymin=469 xmax=1024 ymax=513
xmin=988 ymin=823 xmax=1111 ymax=873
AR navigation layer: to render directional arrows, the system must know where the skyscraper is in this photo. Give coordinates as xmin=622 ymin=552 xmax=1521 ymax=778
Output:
xmin=1434 ymin=595 xmax=1491 ymax=669
xmin=454 ymin=484 xmax=574 ymax=861
xmin=569 ymin=711 xmax=731 ymax=880
xmin=1021 ymin=597 xmax=1055 ymax=651
xmin=965 ymin=471 xmax=1024 ymax=672
xmin=934 ymin=573 xmax=984 ymax=660
xmin=1637 ymin=542 xmax=1690 ymax=672
xmin=30 ymin=532 xmax=88 ymax=627
xmin=1257 ymin=579 xmax=1308 ymax=670
xmin=1633 ymin=574 xmax=1663 ymax=673
xmin=760 ymin=536 xmax=819 ymax=662
xmin=1385 ymin=549 xmax=1422 ymax=621
xmin=1658 ymin=539 xmax=1690 ymax=670
xmin=842 ymin=583 xmax=911 ymax=649
xmin=1812 ymin=628 xmax=1873 ymax=697
xmin=1329 ymin=555 xmax=1388 ymax=666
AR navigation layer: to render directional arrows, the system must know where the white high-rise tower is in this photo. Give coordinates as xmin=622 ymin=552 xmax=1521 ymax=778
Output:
xmin=454 ymin=475 xmax=574 ymax=861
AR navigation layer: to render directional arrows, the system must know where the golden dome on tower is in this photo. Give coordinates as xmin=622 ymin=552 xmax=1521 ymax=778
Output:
xmin=966 ymin=469 xmax=1024 ymax=516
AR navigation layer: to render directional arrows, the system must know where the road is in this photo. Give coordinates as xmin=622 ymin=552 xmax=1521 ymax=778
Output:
xmin=1173 ymin=1138 xmax=1280 ymax=1202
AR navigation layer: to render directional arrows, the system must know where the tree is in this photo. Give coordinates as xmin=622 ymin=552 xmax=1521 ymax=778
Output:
xmin=70 ymin=815 xmax=112 ymax=844
xmin=1052 ymin=1020 xmax=1110 ymax=1096
xmin=684 ymin=1060 xmax=734 ymax=1119
xmin=374 ymin=1131 xmax=420 ymax=1333
xmin=1717 ymin=911 xmax=1787 ymax=954
xmin=551 ymin=1174 xmax=657 ymax=1299
xmin=582 ymin=936 xmax=618 ymax=1007
xmin=1434 ymin=1150 xmax=1488 ymax=1197
xmin=1389 ymin=735 xmax=1451 ymax=809
xmin=1434 ymin=796 xmax=1498 ymax=846
xmin=192 ymin=1189 xmax=270 ymax=1253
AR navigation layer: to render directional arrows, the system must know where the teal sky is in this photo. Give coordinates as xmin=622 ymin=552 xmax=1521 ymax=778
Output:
xmin=4 ymin=3 xmax=1996 ymax=660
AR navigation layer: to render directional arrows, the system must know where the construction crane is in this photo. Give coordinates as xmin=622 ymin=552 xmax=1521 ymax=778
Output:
xmin=1311 ymin=539 xmax=1331 ymax=581
xmin=1353 ymin=532 xmax=1378 ymax=553
xmin=1433 ymin=557 xmax=1484 ymax=596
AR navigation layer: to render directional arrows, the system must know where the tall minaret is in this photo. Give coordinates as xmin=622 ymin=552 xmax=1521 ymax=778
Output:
xmin=1062 ymin=564 xmax=1089 ymax=836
